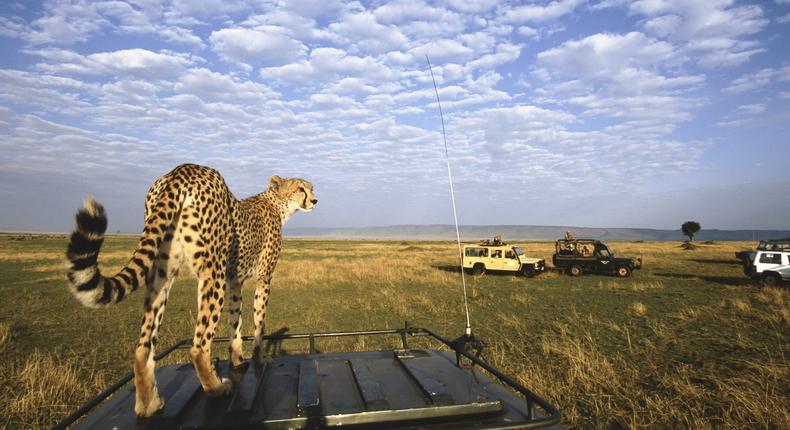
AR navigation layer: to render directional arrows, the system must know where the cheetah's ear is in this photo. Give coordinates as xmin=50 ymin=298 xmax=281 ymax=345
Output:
xmin=268 ymin=175 xmax=283 ymax=190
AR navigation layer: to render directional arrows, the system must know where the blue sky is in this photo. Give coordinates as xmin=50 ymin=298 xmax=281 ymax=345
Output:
xmin=0 ymin=0 xmax=788 ymax=233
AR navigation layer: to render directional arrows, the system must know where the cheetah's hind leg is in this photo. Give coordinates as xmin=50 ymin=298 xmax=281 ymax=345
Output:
xmin=190 ymin=273 xmax=232 ymax=397
xmin=227 ymin=278 xmax=245 ymax=367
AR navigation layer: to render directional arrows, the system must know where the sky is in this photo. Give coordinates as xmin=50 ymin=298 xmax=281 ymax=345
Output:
xmin=0 ymin=0 xmax=789 ymax=233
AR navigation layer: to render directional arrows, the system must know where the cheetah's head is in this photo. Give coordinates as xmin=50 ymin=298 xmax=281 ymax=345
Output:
xmin=269 ymin=175 xmax=317 ymax=214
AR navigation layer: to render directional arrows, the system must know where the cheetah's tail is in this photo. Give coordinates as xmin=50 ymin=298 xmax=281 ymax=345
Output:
xmin=66 ymin=197 xmax=151 ymax=308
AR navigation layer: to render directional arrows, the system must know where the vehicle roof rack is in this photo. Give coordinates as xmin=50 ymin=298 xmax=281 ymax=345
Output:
xmin=53 ymin=324 xmax=561 ymax=430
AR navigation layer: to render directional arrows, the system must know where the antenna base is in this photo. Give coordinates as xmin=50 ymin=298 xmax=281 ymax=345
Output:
xmin=451 ymin=332 xmax=485 ymax=368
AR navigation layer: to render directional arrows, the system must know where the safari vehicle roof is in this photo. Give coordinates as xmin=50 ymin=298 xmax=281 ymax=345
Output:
xmin=555 ymin=238 xmax=604 ymax=244
xmin=464 ymin=242 xmax=517 ymax=248
xmin=56 ymin=326 xmax=562 ymax=430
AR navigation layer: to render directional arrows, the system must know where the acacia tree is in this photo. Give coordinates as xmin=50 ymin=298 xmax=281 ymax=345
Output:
xmin=682 ymin=221 xmax=701 ymax=242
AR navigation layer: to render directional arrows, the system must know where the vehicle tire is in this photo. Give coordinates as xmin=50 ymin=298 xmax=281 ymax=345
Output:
xmin=568 ymin=265 xmax=583 ymax=277
xmin=521 ymin=266 xmax=536 ymax=278
xmin=616 ymin=265 xmax=631 ymax=278
xmin=472 ymin=263 xmax=486 ymax=276
xmin=761 ymin=273 xmax=781 ymax=288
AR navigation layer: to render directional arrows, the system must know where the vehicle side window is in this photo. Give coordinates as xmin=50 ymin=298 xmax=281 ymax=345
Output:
xmin=465 ymin=248 xmax=487 ymax=257
xmin=505 ymin=250 xmax=515 ymax=258
xmin=492 ymin=250 xmax=502 ymax=258
xmin=759 ymin=253 xmax=781 ymax=264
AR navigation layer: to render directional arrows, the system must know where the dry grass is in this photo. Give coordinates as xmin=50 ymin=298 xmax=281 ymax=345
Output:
xmin=1 ymin=351 xmax=107 ymax=429
xmin=0 ymin=236 xmax=788 ymax=429
xmin=0 ymin=323 xmax=10 ymax=352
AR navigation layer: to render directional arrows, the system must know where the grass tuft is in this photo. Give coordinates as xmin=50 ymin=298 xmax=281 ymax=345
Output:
xmin=630 ymin=301 xmax=647 ymax=316
xmin=0 ymin=323 xmax=10 ymax=351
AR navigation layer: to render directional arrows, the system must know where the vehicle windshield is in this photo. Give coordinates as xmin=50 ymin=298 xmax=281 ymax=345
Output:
xmin=513 ymin=246 xmax=524 ymax=256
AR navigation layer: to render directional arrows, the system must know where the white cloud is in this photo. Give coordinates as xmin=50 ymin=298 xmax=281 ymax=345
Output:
xmin=502 ymin=0 xmax=583 ymax=23
xmin=736 ymin=103 xmax=767 ymax=114
xmin=174 ymin=68 xmax=277 ymax=103
xmin=260 ymin=48 xmax=395 ymax=83
xmin=537 ymin=32 xmax=678 ymax=78
xmin=277 ymin=0 xmax=349 ymax=20
xmin=407 ymin=39 xmax=475 ymax=63
xmin=465 ymin=43 xmax=522 ymax=71
xmin=449 ymin=104 xmax=709 ymax=194
xmin=2 ymin=0 xmax=206 ymax=47
xmin=723 ymin=67 xmax=788 ymax=94
xmin=629 ymin=0 xmax=769 ymax=68
xmin=210 ymin=26 xmax=308 ymax=68
xmin=241 ymin=12 xmax=335 ymax=44
xmin=715 ymin=119 xmax=751 ymax=128
xmin=29 ymin=9 xmax=103 ymax=44
xmin=533 ymin=31 xmax=706 ymax=146
xmin=89 ymin=49 xmax=194 ymax=77
xmin=517 ymin=26 xmax=539 ymax=38
xmin=374 ymin=0 xmax=465 ymax=38
xmin=171 ymin=0 xmax=249 ymax=19
xmin=0 ymin=15 xmax=28 ymax=39
xmin=327 ymin=77 xmax=382 ymax=96
xmin=328 ymin=12 xmax=409 ymax=55
xmin=26 ymin=47 xmax=195 ymax=80
xmin=446 ymin=0 xmax=499 ymax=14
xmin=157 ymin=26 xmax=204 ymax=47
xmin=590 ymin=0 xmax=630 ymax=10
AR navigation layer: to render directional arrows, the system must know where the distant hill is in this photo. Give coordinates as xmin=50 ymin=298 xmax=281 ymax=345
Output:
xmin=284 ymin=225 xmax=790 ymax=242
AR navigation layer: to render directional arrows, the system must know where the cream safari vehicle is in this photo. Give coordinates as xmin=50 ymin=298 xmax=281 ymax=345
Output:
xmin=462 ymin=240 xmax=546 ymax=277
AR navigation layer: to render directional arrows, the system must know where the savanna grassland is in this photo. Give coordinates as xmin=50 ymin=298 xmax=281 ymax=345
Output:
xmin=0 ymin=235 xmax=788 ymax=429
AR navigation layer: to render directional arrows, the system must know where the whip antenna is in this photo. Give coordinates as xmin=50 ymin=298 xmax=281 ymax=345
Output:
xmin=426 ymin=55 xmax=472 ymax=337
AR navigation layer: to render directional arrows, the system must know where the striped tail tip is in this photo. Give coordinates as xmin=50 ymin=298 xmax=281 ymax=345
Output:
xmin=66 ymin=197 xmax=110 ymax=308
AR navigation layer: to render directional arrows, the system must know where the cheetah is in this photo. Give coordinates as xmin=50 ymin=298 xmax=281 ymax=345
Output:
xmin=65 ymin=163 xmax=317 ymax=417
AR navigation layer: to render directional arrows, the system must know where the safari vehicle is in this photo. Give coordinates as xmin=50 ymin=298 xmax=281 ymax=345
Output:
xmin=552 ymin=238 xmax=641 ymax=277
xmin=462 ymin=241 xmax=546 ymax=277
xmin=745 ymin=250 xmax=790 ymax=278
xmin=736 ymin=238 xmax=790 ymax=273
xmin=54 ymin=325 xmax=561 ymax=430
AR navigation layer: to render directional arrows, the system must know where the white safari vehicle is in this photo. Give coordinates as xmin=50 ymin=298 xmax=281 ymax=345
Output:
xmin=462 ymin=241 xmax=546 ymax=277
xmin=746 ymin=250 xmax=790 ymax=278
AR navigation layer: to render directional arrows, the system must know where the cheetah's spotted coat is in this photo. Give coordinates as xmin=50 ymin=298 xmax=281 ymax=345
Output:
xmin=65 ymin=163 xmax=317 ymax=417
